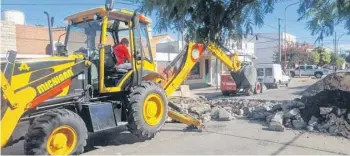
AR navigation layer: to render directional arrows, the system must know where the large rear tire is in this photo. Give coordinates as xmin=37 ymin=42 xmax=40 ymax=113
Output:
xmin=127 ymin=81 xmax=168 ymax=139
xmin=24 ymin=109 xmax=88 ymax=155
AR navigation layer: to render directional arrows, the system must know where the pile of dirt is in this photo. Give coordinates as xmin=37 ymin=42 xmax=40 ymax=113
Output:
xmin=299 ymin=89 xmax=350 ymax=138
xmin=301 ymin=72 xmax=350 ymax=97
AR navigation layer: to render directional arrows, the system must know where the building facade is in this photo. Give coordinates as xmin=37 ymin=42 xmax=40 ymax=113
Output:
xmin=248 ymin=33 xmax=296 ymax=64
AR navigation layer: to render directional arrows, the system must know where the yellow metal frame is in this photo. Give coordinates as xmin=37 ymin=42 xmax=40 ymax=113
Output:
xmin=98 ymin=11 xmax=156 ymax=93
xmin=1 ymin=72 xmax=37 ymax=147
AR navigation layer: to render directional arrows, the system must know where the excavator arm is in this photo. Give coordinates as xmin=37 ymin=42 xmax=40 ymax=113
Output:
xmin=162 ymin=41 xmax=242 ymax=129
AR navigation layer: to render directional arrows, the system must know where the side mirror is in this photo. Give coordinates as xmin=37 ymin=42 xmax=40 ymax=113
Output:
xmin=105 ymin=0 xmax=114 ymax=11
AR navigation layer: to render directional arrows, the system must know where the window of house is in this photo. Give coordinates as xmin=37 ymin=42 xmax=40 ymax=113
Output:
xmin=257 ymin=68 xmax=264 ymax=76
xmin=188 ymin=62 xmax=201 ymax=79
xmin=265 ymin=68 xmax=273 ymax=76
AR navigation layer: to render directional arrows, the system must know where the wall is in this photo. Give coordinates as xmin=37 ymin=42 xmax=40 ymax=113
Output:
xmin=1 ymin=21 xmax=17 ymax=52
xmin=249 ymin=33 xmax=296 ymax=64
xmin=223 ymin=38 xmax=256 ymax=63
xmin=15 ymin=25 xmax=67 ymax=54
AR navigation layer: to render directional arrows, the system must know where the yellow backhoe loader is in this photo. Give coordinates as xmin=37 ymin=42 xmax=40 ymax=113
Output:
xmin=0 ymin=1 xmax=245 ymax=155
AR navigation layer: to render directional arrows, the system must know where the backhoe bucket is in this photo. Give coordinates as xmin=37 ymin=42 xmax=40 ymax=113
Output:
xmin=231 ymin=65 xmax=257 ymax=88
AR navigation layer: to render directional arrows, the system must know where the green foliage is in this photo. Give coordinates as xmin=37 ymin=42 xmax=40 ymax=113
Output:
xmin=312 ymin=52 xmax=320 ymax=65
xmin=336 ymin=57 xmax=345 ymax=67
xmin=138 ymin=0 xmax=278 ymax=44
xmin=311 ymin=47 xmax=331 ymax=66
xmin=297 ymin=0 xmax=350 ymax=43
xmin=330 ymin=52 xmax=345 ymax=67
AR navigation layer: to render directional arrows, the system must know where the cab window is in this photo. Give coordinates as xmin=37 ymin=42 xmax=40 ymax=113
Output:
xmin=306 ymin=66 xmax=313 ymax=70
xmin=139 ymin=23 xmax=152 ymax=61
xmin=265 ymin=68 xmax=273 ymax=76
xmin=257 ymin=68 xmax=264 ymax=76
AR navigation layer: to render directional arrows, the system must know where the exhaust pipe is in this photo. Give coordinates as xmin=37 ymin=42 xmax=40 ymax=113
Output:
xmin=44 ymin=11 xmax=54 ymax=56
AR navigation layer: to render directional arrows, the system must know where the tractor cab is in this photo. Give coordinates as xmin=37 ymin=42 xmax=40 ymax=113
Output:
xmin=63 ymin=8 xmax=157 ymax=93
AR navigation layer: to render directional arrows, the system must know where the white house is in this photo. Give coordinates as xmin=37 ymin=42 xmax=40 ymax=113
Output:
xmin=248 ymin=33 xmax=296 ymax=64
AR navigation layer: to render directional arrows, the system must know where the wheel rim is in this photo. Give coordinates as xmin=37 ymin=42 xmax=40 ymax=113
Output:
xmin=143 ymin=93 xmax=164 ymax=126
xmin=256 ymin=84 xmax=261 ymax=92
xmin=46 ymin=125 xmax=77 ymax=155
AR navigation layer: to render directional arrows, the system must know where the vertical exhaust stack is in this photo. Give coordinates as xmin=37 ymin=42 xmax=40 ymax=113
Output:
xmin=44 ymin=11 xmax=54 ymax=56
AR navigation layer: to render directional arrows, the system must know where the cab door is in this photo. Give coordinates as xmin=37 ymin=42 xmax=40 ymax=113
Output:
xmin=131 ymin=15 xmax=156 ymax=85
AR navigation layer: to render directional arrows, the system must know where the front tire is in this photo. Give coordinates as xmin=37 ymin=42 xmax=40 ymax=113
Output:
xmin=24 ymin=109 xmax=88 ymax=155
xmin=290 ymin=72 xmax=295 ymax=78
xmin=315 ymin=72 xmax=322 ymax=79
xmin=127 ymin=81 xmax=168 ymax=139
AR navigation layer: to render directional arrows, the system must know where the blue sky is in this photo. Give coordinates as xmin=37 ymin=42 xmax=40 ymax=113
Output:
xmin=1 ymin=0 xmax=350 ymax=51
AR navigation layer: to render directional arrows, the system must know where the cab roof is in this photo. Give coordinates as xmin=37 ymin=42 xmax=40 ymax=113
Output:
xmin=64 ymin=7 xmax=151 ymax=24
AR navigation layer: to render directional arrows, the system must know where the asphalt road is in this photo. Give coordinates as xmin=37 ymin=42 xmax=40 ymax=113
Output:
xmin=83 ymin=121 xmax=350 ymax=155
xmin=4 ymin=77 xmax=346 ymax=155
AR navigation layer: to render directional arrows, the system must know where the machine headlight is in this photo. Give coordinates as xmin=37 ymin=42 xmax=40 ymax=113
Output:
xmin=192 ymin=49 xmax=200 ymax=60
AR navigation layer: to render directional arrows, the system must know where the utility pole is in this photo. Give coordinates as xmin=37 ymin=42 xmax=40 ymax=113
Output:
xmin=335 ymin=32 xmax=337 ymax=55
xmin=278 ymin=18 xmax=282 ymax=63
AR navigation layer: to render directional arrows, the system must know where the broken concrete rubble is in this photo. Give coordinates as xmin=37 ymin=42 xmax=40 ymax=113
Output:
xmin=292 ymin=118 xmax=306 ymax=130
xmin=268 ymin=111 xmax=285 ymax=131
xmin=189 ymin=104 xmax=211 ymax=116
xmin=320 ymin=107 xmax=333 ymax=115
xmin=210 ymin=106 xmax=234 ymax=121
xmin=169 ymin=78 xmax=350 ymax=139
xmin=284 ymin=108 xmax=300 ymax=119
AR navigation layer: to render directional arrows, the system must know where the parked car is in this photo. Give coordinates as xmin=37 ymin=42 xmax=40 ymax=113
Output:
xmin=289 ymin=65 xmax=328 ymax=78
xmin=257 ymin=64 xmax=291 ymax=88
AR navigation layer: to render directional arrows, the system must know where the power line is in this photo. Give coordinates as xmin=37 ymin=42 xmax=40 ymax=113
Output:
xmin=264 ymin=23 xmax=278 ymax=30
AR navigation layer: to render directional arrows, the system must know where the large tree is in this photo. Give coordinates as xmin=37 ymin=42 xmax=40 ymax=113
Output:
xmin=138 ymin=0 xmax=278 ymax=44
xmin=330 ymin=52 xmax=346 ymax=67
xmin=138 ymin=0 xmax=349 ymax=44
xmin=273 ymin=46 xmax=314 ymax=68
xmin=297 ymin=0 xmax=350 ymax=42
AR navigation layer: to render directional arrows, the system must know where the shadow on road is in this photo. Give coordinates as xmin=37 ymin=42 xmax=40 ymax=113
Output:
xmin=84 ymin=126 xmax=149 ymax=153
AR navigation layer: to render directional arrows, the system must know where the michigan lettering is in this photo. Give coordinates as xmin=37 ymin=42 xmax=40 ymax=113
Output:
xmin=36 ymin=69 xmax=74 ymax=94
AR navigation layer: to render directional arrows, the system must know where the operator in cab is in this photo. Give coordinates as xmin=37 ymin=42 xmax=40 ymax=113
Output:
xmin=114 ymin=38 xmax=131 ymax=70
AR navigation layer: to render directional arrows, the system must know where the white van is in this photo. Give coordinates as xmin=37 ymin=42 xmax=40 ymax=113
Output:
xmin=257 ymin=64 xmax=291 ymax=88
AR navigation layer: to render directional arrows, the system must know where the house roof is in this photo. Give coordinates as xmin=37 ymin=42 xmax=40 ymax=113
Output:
xmin=152 ymin=34 xmax=175 ymax=44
